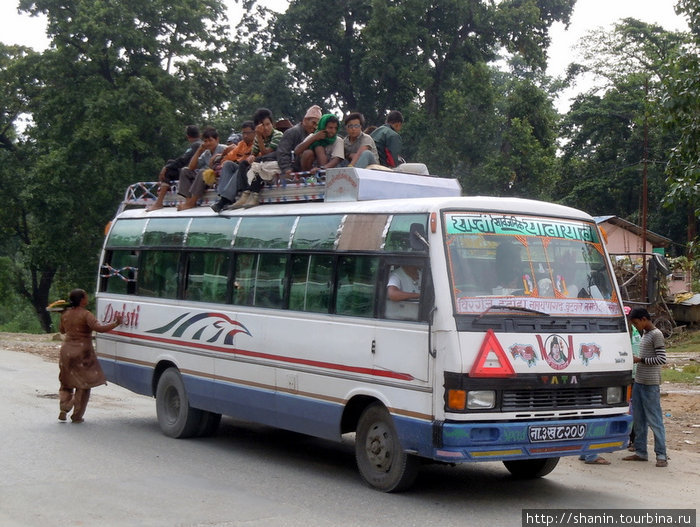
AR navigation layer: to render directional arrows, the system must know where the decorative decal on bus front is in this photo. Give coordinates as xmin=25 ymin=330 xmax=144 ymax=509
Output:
xmin=445 ymin=213 xmax=599 ymax=243
xmin=537 ymin=334 xmax=573 ymax=370
xmin=510 ymin=343 xmax=538 ymax=367
xmin=146 ymin=312 xmax=251 ymax=345
xmin=579 ymin=343 xmax=602 ymax=366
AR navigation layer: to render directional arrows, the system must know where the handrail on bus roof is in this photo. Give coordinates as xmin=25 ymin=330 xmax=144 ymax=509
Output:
xmin=117 ymin=165 xmax=461 ymax=215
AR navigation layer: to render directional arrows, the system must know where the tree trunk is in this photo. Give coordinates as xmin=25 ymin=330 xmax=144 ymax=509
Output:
xmin=20 ymin=267 xmax=57 ymax=333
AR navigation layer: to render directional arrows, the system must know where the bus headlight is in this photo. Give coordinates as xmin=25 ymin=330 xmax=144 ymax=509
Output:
xmin=606 ymin=386 xmax=623 ymax=404
xmin=467 ymin=390 xmax=496 ymax=409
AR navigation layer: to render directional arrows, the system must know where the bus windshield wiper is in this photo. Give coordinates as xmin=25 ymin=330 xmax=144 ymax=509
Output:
xmin=476 ymin=304 xmax=550 ymax=321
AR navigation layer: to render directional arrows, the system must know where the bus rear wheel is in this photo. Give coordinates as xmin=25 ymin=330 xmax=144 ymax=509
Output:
xmin=155 ymin=368 xmax=203 ymax=439
xmin=355 ymin=403 xmax=419 ymax=492
xmin=503 ymin=457 xmax=559 ymax=478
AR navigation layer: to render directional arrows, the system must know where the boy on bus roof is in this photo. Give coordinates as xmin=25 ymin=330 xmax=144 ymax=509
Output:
xmin=177 ymin=126 xmax=225 ymax=211
xmin=370 ymin=110 xmax=404 ymax=168
xmin=146 ymin=125 xmax=201 ymax=212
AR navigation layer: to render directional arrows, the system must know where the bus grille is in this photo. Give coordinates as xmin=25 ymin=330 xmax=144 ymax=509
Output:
xmin=502 ymin=388 xmax=604 ymax=411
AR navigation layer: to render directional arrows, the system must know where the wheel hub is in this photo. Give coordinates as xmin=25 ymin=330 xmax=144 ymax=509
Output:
xmin=366 ymin=423 xmax=392 ymax=471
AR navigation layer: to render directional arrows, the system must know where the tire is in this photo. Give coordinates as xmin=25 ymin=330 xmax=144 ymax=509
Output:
xmin=355 ymin=403 xmax=419 ymax=492
xmin=155 ymin=368 xmax=203 ymax=439
xmin=503 ymin=457 xmax=560 ymax=478
xmin=196 ymin=411 xmax=222 ymax=437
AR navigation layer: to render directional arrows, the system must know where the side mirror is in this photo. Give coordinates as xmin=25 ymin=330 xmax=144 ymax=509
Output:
xmin=409 ymin=223 xmax=429 ymax=250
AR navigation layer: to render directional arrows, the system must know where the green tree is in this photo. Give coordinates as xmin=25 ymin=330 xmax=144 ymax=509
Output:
xmin=662 ymin=0 xmax=700 ymax=249
xmin=559 ymin=19 xmax=691 ymax=249
xmin=265 ymin=0 xmax=574 ymax=122
xmin=0 ymin=0 xmax=230 ymax=331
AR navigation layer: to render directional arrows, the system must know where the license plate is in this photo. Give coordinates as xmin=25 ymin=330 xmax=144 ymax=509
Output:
xmin=528 ymin=424 xmax=587 ymax=443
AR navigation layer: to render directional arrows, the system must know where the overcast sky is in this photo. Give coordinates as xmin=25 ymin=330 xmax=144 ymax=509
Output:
xmin=0 ymin=0 xmax=689 ymax=111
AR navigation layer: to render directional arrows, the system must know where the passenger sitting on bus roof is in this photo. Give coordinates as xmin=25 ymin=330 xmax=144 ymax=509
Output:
xmin=210 ymin=120 xmax=255 ymax=213
xmin=146 ymin=125 xmax=201 ymax=212
xmin=343 ymin=112 xmax=378 ymax=169
xmin=297 ymin=114 xmax=344 ymax=172
xmin=385 ymin=265 xmax=421 ymax=320
xmin=177 ymin=126 xmax=225 ymax=211
xmin=276 ymin=105 xmax=322 ymax=179
xmin=370 ymin=110 xmax=404 ymax=168
xmin=229 ymin=108 xmax=284 ymax=210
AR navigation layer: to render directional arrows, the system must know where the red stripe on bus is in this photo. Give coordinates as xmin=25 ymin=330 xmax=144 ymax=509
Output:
xmin=111 ymin=330 xmax=414 ymax=381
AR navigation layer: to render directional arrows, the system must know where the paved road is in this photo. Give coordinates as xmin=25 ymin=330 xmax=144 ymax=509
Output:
xmin=1 ymin=348 xmax=697 ymax=527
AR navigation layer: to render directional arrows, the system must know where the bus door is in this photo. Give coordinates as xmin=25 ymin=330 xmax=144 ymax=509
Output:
xmin=373 ymin=255 xmax=433 ymax=384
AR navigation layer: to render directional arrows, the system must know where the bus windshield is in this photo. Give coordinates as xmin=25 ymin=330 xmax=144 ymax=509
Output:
xmin=444 ymin=211 xmax=621 ymax=317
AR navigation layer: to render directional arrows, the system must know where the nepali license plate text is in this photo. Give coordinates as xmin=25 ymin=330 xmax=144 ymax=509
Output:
xmin=528 ymin=424 xmax=586 ymax=442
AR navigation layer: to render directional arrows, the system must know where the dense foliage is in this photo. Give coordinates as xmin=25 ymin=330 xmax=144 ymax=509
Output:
xmin=0 ymin=0 xmax=698 ymax=331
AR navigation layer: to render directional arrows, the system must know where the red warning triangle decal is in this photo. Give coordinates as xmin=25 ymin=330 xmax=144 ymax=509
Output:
xmin=470 ymin=328 xmax=516 ymax=377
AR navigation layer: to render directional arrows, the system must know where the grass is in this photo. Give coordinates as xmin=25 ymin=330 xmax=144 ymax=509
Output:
xmin=663 ymin=327 xmax=700 ymax=384
xmin=662 ymin=363 xmax=700 ymax=384
xmin=667 ymin=327 xmax=700 ymax=354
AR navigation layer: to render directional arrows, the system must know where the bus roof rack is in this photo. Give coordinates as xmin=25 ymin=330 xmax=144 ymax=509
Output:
xmin=118 ymin=166 xmax=461 ymax=214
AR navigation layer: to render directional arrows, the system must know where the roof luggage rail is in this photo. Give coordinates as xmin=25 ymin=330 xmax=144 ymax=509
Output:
xmin=116 ymin=166 xmax=460 ymax=214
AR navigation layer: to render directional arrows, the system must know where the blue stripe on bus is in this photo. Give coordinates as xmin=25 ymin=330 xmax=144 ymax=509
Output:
xmin=102 ymin=357 xmax=344 ymax=440
xmin=101 ymin=357 xmax=631 ymax=463
xmin=113 ymin=360 xmax=153 ymax=397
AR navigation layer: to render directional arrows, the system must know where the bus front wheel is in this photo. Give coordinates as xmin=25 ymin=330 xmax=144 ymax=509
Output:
xmin=355 ymin=403 xmax=419 ymax=492
xmin=503 ymin=457 xmax=559 ymax=478
xmin=155 ymin=368 xmax=203 ymax=439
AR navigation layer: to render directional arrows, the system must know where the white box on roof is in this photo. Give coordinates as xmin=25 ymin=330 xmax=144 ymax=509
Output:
xmin=324 ymin=167 xmax=461 ymax=202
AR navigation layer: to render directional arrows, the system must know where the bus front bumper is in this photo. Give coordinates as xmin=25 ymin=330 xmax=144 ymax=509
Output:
xmin=429 ymin=415 xmax=632 ymax=462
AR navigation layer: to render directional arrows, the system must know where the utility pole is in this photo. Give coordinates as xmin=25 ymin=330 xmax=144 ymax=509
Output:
xmin=641 ymin=78 xmax=648 ymax=302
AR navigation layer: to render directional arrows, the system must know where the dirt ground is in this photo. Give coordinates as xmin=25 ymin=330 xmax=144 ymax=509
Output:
xmin=2 ymin=331 xmax=698 ymax=454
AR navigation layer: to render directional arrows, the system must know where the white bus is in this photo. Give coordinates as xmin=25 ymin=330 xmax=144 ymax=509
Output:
xmin=96 ymin=180 xmax=632 ymax=491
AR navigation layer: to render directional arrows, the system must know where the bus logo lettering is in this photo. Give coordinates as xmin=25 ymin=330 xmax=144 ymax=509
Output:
xmin=103 ymin=303 xmax=140 ymax=328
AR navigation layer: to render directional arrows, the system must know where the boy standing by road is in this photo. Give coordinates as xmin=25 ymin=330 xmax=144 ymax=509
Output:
xmin=623 ymin=307 xmax=668 ymax=467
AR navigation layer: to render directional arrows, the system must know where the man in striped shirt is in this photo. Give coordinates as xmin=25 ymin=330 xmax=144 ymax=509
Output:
xmin=623 ymin=308 xmax=668 ymax=467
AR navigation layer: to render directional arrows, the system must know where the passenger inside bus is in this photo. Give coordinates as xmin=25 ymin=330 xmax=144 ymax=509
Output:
xmin=385 ymin=264 xmax=421 ymax=320
xmin=493 ymin=241 xmax=525 ymax=295
xmin=538 ymin=250 xmax=580 ymax=298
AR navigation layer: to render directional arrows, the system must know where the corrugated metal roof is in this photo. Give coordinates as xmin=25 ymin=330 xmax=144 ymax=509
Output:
xmin=594 ymin=216 xmax=671 ymax=247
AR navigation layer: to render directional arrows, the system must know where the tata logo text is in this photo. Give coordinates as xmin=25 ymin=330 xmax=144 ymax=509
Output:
xmin=539 ymin=374 xmax=579 ymax=385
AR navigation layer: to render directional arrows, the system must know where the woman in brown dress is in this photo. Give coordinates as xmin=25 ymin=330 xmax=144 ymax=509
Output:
xmin=58 ymin=289 xmax=122 ymax=423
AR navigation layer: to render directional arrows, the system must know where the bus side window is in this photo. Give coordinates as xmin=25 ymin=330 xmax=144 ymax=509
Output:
xmin=139 ymin=250 xmax=180 ymax=299
xmin=335 ymin=255 xmax=378 ymax=317
xmin=255 ymin=253 xmax=287 ymax=308
xmin=103 ymin=250 xmax=138 ymax=295
xmin=232 ymin=253 xmax=287 ymax=308
xmin=185 ymin=252 xmax=230 ymax=303
xmin=290 ymin=254 xmax=333 ymax=313
xmin=384 ymin=263 xmax=422 ymax=321
xmin=233 ymin=253 xmax=256 ymax=306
